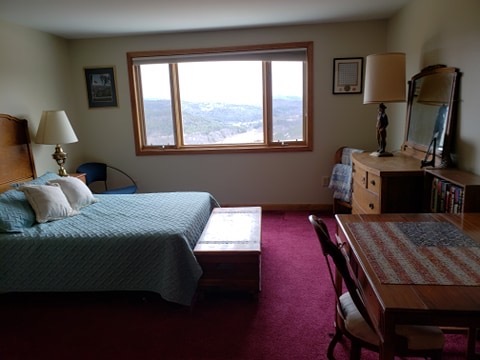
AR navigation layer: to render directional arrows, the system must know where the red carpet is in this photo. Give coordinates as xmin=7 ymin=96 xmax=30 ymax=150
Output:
xmin=0 ymin=211 xmax=474 ymax=359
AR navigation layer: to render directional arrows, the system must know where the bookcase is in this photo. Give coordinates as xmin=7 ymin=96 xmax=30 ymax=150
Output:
xmin=425 ymin=168 xmax=480 ymax=213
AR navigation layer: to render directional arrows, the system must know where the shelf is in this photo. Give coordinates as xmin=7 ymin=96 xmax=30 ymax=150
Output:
xmin=425 ymin=168 xmax=480 ymax=213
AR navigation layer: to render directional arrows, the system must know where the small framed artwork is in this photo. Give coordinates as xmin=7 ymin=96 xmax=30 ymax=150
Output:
xmin=333 ymin=58 xmax=363 ymax=94
xmin=84 ymin=66 xmax=118 ymax=108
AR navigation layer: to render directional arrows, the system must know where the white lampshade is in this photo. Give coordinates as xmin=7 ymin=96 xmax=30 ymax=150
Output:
xmin=363 ymin=52 xmax=406 ymax=104
xmin=35 ymin=110 xmax=78 ymax=145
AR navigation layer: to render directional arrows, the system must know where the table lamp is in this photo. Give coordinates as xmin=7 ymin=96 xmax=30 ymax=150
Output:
xmin=363 ymin=52 xmax=406 ymax=157
xmin=35 ymin=110 xmax=78 ymax=176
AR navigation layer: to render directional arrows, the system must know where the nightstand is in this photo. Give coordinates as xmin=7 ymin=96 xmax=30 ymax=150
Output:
xmin=69 ymin=172 xmax=87 ymax=184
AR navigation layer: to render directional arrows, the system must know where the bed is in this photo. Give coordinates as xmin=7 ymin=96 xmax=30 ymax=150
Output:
xmin=0 ymin=114 xmax=218 ymax=306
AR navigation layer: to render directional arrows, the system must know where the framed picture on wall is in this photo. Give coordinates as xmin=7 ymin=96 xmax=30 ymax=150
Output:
xmin=84 ymin=66 xmax=118 ymax=108
xmin=332 ymin=58 xmax=363 ymax=94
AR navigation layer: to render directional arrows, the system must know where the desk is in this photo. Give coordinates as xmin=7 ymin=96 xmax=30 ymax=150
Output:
xmin=336 ymin=213 xmax=480 ymax=359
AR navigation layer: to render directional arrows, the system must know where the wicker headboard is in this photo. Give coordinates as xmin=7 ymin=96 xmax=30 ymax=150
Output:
xmin=0 ymin=114 xmax=37 ymax=193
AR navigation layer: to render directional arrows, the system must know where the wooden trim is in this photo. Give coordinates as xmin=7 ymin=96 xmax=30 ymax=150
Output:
xmin=127 ymin=42 xmax=313 ymax=156
xmin=220 ymin=203 xmax=332 ymax=212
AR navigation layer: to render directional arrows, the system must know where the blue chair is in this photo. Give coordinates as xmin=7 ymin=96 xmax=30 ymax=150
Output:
xmin=76 ymin=162 xmax=137 ymax=194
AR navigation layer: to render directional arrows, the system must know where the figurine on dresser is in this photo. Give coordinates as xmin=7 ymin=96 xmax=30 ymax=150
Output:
xmin=376 ymin=103 xmax=388 ymax=154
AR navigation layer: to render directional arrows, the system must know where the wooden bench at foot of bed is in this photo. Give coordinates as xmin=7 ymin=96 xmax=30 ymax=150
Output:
xmin=194 ymin=207 xmax=262 ymax=294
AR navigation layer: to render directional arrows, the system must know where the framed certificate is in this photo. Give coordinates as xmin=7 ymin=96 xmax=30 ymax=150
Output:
xmin=333 ymin=58 xmax=363 ymax=94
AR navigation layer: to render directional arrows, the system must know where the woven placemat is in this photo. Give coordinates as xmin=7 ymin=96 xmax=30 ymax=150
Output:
xmin=347 ymin=222 xmax=480 ymax=286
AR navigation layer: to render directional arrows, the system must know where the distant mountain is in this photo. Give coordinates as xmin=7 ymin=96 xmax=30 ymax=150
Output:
xmin=142 ymin=97 xmax=303 ymax=144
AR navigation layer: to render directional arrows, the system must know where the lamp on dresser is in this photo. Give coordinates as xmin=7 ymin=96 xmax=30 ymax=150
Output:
xmin=35 ymin=110 xmax=78 ymax=176
xmin=363 ymin=52 xmax=406 ymax=157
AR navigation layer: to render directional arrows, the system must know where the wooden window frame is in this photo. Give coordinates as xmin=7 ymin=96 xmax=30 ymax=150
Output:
xmin=126 ymin=42 xmax=313 ymax=155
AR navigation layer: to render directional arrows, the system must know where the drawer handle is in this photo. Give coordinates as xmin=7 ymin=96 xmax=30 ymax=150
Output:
xmin=369 ymin=203 xmax=374 ymax=210
xmin=370 ymin=179 xmax=376 ymax=186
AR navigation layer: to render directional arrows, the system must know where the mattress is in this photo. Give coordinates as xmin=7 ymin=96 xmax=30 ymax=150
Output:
xmin=0 ymin=191 xmax=218 ymax=305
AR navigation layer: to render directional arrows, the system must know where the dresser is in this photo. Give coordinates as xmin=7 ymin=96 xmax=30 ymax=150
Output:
xmin=351 ymin=151 xmax=424 ymax=214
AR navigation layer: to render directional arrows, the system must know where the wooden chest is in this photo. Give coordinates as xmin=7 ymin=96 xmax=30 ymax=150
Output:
xmin=194 ymin=207 xmax=262 ymax=293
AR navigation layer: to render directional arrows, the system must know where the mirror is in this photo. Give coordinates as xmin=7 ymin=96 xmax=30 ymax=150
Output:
xmin=402 ymin=65 xmax=460 ymax=168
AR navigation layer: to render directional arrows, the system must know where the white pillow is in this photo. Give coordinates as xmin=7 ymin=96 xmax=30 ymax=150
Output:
xmin=48 ymin=176 xmax=97 ymax=210
xmin=20 ymin=184 xmax=79 ymax=223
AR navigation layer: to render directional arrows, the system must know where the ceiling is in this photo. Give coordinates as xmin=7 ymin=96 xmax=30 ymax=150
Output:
xmin=0 ymin=0 xmax=409 ymax=39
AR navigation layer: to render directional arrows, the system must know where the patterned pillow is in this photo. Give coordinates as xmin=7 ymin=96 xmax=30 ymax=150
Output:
xmin=20 ymin=184 xmax=79 ymax=223
xmin=0 ymin=189 xmax=36 ymax=233
xmin=48 ymin=177 xmax=98 ymax=210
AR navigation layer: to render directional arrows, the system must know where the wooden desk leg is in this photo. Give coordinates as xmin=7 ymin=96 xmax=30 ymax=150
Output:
xmin=379 ymin=341 xmax=395 ymax=359
xmin=379 ymin=317 xmax=396 ymax=360
xmin=466 ymin=327 xmax=478 ymax=360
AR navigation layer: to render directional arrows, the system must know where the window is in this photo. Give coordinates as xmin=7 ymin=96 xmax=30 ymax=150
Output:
xmin=127 ymin=42 xmax=313 ymax=155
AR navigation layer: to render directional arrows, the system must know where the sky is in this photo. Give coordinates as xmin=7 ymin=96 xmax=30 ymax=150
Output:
xmin=140 ymin=61 xmax=303 ymax=105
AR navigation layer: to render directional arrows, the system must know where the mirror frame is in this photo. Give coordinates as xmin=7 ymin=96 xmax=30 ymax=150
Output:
xmin=402 ymin=65 xmax=460 ymax=168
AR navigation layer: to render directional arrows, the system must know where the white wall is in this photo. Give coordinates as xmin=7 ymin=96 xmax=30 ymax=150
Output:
xmin=4 ymin=0 xmax=479 ymax=207
xmin=388 ymin=0 xmax=480 ymax=174
xmin=0 ymin=20 xmax=78 ymax=176
xmin=69 ymin=21 xmax=387 ymax=207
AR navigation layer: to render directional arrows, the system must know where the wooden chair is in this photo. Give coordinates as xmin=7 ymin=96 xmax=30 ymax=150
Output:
xmin=308 ymin=215 xmax=445 ymax=360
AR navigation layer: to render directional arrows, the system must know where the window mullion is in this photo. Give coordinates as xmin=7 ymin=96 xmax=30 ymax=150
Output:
xmin=170 ymin=63 xmax=184 ymax=148
xmin=133 ymin=65 xmax=148 ymax=147
xmin=303 ymin=62 xmax=308 ymax=145
xmin=303 ymin=60 xmax=311 ymax=146
xmin=263 ymin=62 xmax=272 ymax=145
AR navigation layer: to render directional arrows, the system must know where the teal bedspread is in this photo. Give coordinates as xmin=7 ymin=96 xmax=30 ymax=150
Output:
xmin=0 ymin=192 xmax=218 ymax=305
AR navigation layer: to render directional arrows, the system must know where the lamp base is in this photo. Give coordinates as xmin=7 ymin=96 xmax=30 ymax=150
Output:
xmin=370 ymin=151 xmax=393 ymax=157
xmin=57 ymin=167 xmax=69 ymax=177
xmin=52 ymin=144 xmax=69 ymax=177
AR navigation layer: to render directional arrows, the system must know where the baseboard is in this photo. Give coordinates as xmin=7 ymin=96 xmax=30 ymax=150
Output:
xmin=219 ymin=203 xmax=333 ymax=212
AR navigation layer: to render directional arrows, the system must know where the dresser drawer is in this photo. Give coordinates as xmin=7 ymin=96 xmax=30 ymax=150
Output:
xmin=353 ymin=163 xmax=380 ymax=192
xmin=352 ymin=185 xmax=380 ymax=214
xmin=367 ymin=173 xmax=380 ymax=194
xmin=352 ymin=162 xmax=367 ymax=188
